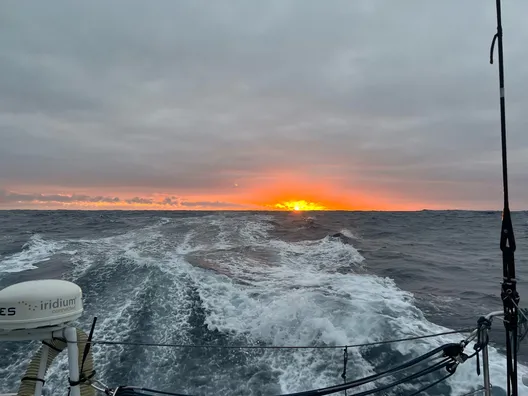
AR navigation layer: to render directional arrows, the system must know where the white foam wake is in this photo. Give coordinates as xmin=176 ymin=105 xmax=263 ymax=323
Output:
xmin=0 ymin=234 xmax=67 ymax=274
xmin=184 ymin=221 xmax=527 ymax=394
xmin=1 ymin=214 xmax=526 ymax=395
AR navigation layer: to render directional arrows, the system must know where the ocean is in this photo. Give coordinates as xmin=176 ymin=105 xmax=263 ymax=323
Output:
xmin=1 ymin=210 xmax=528 ymax=395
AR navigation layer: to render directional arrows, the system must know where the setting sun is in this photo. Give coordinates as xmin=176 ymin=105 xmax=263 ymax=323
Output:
xmin=273 ymin=200 xmax=326 ymax=211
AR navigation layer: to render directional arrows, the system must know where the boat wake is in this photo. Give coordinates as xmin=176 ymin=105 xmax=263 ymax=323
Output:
xmin=0 ymin=213 xmax=526 ymax=395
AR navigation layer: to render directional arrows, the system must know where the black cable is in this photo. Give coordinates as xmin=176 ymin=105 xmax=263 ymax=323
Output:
xmin=113 ymin=387 xmax=183 ymax=395
xmin=493 ymin=1 xmax=510 ymax=209
xmin=72 ymin=328 xmax=474 ymax=350
xmin=82 ymin=317 xmax=97 ymax=373
xmin=512 ymin=334 xmax=518 ymax=396
xmin=459 ymin=388 xmax=487 ymax=396
xmin=405 ymin=371 xmax=454 ymax=396
xmin=341 ymin=346 xmax=348 ymax=396
xmin=111 ymin=344 xmax=461 ymax=396
xmin=277 ymin=344 xmax=460 ymax=396
xmin=329 ymin=358 xmax=453 ymax=396
xmin=114 ymin=389 xmax=145 ymax=396
xmin=506 ymin=334 xmax=513 ymax=395
xmin=125 ymin=359 xmax=453 ymax=396
xmin=68 ymin=317 xmax=98 ymax=391
xmin=490 ymin=0 xmax=520 ymax=393
xmin=517 ymin=309 xmax=528 ymax=350
xmin=127 ymin=387 xmax=192 ymax=396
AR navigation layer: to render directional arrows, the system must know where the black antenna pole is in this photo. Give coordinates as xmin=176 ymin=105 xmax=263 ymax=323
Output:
xmin=490 ymin=0 xmax=519 ymax=394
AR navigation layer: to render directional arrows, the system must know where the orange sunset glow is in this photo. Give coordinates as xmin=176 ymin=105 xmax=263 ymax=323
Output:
xmin=235 ymin=173 xmax=412 ymax=211
xmin=1 ymin=172 xmax=449 ymax=211
xmin=272 ymin=200 xmax=326 ymax=211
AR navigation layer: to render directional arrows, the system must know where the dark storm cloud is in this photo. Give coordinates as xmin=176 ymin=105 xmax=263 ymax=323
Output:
xmin=1 ymin=0 xmax=528 ymax=207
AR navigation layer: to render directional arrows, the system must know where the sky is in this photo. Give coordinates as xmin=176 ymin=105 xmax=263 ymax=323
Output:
xmin=1 ymin=0 xmax=528 ymax=211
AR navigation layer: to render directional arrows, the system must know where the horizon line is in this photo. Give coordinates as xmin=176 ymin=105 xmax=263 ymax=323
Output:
xmin=0 ymin=208 xmax=523 ymax=213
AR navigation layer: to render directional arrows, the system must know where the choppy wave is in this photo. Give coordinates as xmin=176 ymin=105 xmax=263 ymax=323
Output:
xmin=0 ymin=212 xmax=526 ymax=395
xmin=0 ymin=234 xmax=69 ymax=273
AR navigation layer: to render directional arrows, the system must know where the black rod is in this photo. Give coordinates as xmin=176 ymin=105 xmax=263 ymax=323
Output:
xmin=491 ymin=0 xmax=519 ymax=395
xmin=495 ymin=0 xmax=509 ymax=210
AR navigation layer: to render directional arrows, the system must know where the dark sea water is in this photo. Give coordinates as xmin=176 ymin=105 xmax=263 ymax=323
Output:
xmin=1 ymin=210 xmax=528 ymax=396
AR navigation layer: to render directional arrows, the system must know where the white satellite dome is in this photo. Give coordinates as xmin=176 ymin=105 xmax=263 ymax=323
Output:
xmin=0 ymin=279 xmax=83 ymax=331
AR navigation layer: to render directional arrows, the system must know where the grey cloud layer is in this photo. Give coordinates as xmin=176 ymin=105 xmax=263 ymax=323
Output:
xmin=1 ymin=0 xmax=527 ymax=207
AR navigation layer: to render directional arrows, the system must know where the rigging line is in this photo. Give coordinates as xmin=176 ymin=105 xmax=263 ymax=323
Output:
xmin=490 ymin=0 xmax=520 ymax=395
xmin=80 ymin=317 xmax=97 ymax=375
xmin=405 ymin=371 xmax=454 ymax=396
xmin=111 ymin=342 xmax=476 ymax=396
xmin=108 ymin=364 xmax=455 ymax=396
xmin=114 ymin=387 xmax=190 ymax=396
xmin=492 ymin=0 xmax=510 ymax=210
xmin=510 ymin=300 xmax=528 ymax=351
xmin=341 ymin=346 xmax=348 ymax=396
xmin=110 ymin=346 xmax=461 ymax=396
xmin=63 ymin=328 xmax=474 ymax=350
xmin=513 ymin=301 xmax=528 ymax=323
xmin=312 ymin=358 xmax=454 ymax=396
xmin=276 ymin=344 xmax=461 ymax=396
xmin=459 ymin=388 xmax=487 ymax=396
xmin=134 ymin=359 xmax=454 ymax=396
